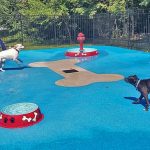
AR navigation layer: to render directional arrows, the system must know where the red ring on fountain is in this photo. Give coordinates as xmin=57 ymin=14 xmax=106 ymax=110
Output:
xmin=65 ymin=48 xmax=99 ymax=57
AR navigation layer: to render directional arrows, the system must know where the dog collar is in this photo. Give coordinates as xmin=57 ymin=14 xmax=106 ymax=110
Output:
xmin=135 ymin=80 xmax=141 ymax=89
xmin=14 ymin=48 xmax=19 ymax=54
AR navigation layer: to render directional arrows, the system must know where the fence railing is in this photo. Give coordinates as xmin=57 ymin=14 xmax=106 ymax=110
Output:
xmin=0 ymin=12 xmax=150 ymax=50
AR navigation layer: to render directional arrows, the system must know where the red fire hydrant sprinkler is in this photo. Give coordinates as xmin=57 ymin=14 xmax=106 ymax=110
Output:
xmin=65 ymin=32 xmax=99 ymax=57
xmin=77 ymin=32 xmax=85 ymax=51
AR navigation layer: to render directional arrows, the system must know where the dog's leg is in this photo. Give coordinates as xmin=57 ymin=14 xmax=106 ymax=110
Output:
xmin=0 ymin=60 xmax=5 ymax=72
xmin=143 ymin=93 xmax=149 ymax=111
xmin=14 ymin=58 xmax=23 ymax=65
xmin=132 ymin=94 xmax=143 ymax=104
xmin=2 ymin=59 xmax=6 ymax=68
xmin=0 ymin=68 xmax=5 ymax=72
xmin=17 ymin=58 xmax=23 ymax=63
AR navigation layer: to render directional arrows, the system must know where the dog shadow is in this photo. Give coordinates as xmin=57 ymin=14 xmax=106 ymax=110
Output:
xmin=124 ymin=96 xmax=150 ymax=111
xmin=4 ymin=66 xmax=31 ymax=70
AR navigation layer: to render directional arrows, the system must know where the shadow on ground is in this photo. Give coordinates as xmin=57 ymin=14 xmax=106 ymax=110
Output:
xmin=124 ymin=96 xmax=150 ymax=110
xmin=4 ymin=66 xmax=31 ymax=70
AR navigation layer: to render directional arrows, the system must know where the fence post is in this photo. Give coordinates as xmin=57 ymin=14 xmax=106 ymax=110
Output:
xmin=20 ymin=14 xmax=24 ymax=45
xmin=54 ymin=17 xmax=57 ymax=46
xmin=128 ymin=11 xmax=131 ymax=48
xmin=108 ymin=13 xmax=111 ymax=45
xmin=92 ymin=15 xmax=95 ymax=44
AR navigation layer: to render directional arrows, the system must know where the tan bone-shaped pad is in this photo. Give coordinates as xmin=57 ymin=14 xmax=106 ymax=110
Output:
xmin=29 ymin=59 xmax=124 ymax=87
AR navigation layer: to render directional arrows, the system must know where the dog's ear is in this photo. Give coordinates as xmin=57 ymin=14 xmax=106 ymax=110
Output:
xmin=13 ymin=44 xmax=17 ymax=49
xmin=133 ymin=75 xmax=139 ymax=80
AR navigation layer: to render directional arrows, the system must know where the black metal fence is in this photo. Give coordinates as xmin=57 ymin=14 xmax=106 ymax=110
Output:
xmin=0 ymin=10 xmax=150 ymax=50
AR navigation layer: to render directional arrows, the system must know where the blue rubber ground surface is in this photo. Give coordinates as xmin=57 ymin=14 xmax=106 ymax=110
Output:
xmin=0 ymin=46 xmax=150 ymax=150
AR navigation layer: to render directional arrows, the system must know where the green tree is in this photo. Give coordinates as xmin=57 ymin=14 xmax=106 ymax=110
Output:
xmin=0 ymin=0 xmax=23 ymax=44
xmin=18 ymin=0 xmax=128 ymax=16
xmin=140 ymin=0 xmax=150 ymax=7
xmin=1 ymin=0 xmax=149 ymax=45
xmin=16 ymin=0 xmax=129 ymax=44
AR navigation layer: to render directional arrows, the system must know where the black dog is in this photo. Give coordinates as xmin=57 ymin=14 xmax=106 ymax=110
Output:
xmin=125 ymin=75 xmax=150 ymax=111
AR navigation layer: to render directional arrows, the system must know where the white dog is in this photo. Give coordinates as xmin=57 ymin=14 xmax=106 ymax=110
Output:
xmin=0 ymin=44 xmax=24 ymax=72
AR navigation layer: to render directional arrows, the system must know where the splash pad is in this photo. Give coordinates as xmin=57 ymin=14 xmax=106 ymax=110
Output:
xmin=65 ymin=32 xmax=99 ymax=57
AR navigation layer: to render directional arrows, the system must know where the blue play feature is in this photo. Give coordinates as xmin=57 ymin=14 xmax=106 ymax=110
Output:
xmin=0 ymin=46 xmax=150 ymax=149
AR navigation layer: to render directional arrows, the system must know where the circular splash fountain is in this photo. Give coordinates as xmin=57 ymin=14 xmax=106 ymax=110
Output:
xmin=65 ymin=32 xmax=99 ymax=57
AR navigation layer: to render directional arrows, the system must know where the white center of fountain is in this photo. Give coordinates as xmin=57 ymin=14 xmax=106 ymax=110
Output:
xmin=67 ymin=48 xmax=97 ymax=52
